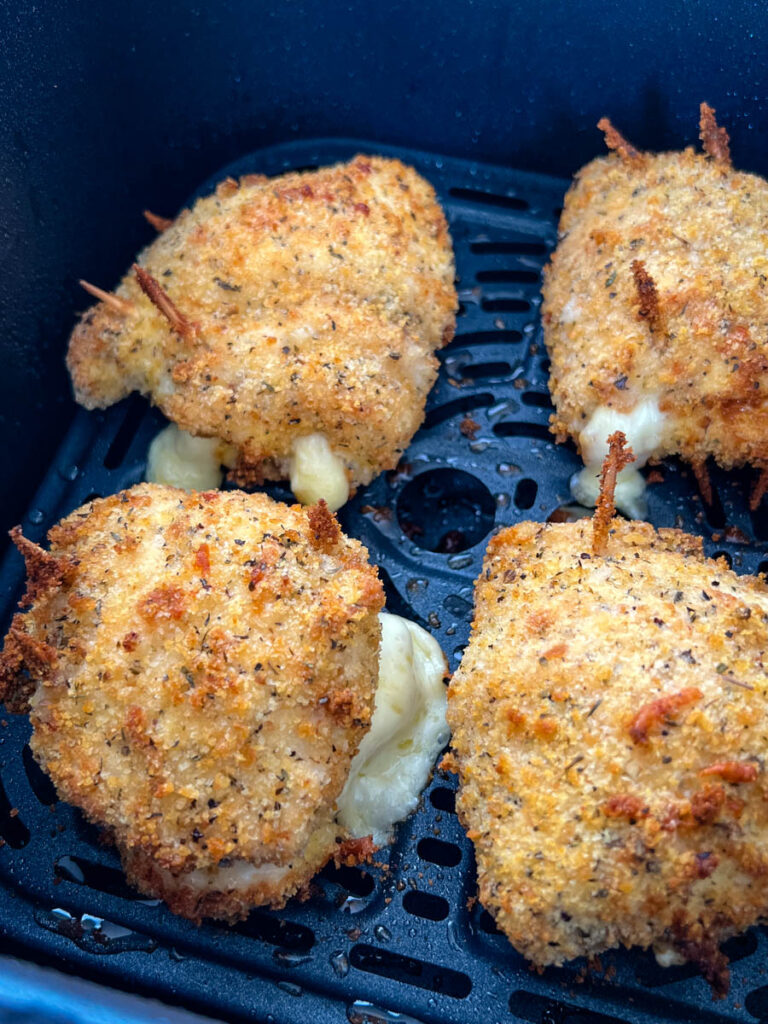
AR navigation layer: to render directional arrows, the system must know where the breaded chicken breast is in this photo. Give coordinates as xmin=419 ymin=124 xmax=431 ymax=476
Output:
xmin=67 ymin=156 xmax=457 ymax=508
xmin=542 ymin=104 xmax=768 ymax=514
xmin=446 ymin=437 xmax=768 ymax=993
xmin=0 ymin=485 xmax=384 ymax=922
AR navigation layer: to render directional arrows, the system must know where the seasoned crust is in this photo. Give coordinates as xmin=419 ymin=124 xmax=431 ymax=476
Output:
xmin=0 ymin=484 xmax=384 ymax=917
xmin=0 ymin=614 xmax=56 ymax=712
xmin=120 ymin=815 xmax=340 ymax=924
xmin=542 ymin=108 xmax=768 ymax=477
xmin=307 ymin=500 xmax=342 ymax=552
xmin=9 ymin=526 xmax=73 ymax=608
xmin=447 ymin=517 xmax=768 ymax=992
xmin=67 ymin=156 xmax=457 ymax=491
xmin=630 ymin=258 xmax=665 ymax=336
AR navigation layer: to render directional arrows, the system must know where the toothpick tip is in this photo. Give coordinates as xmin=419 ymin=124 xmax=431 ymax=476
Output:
xmin=79 ymin=279 xmax=132 ymax=315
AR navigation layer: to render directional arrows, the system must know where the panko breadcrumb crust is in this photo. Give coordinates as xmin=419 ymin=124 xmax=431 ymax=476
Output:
xmin=0 ymin=485 xmax=384 ymax=922
xmin=67 ymin=156 xmax=457 ymax=491
xmin=541 ymin=108 xmax=768 ymax=488
xmin=446 ymin=517 xmax=768 ymax=994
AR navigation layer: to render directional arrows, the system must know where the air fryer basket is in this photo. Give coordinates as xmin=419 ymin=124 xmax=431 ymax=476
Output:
xmin=1 ymin=140 xmax=767 ymax=1024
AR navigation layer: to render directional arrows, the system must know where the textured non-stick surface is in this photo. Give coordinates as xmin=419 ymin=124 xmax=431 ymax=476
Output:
xmin=1 ymin=140 xmax=767 ymax=1024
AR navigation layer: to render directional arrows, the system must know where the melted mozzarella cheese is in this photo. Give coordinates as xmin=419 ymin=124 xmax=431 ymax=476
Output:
xmin=146 ymin=423 xmax=236 ymax=491
xmin=153 ymin=858 xmax=290 ymax=896
xmin=571 ymin=465 xmax=649 ymax=520
xmin=653 ymin=943 xmax=686 ymax=968
xmin=183 ymin=859 xmax=289 ymax=891
xmin=570 ymin=398 xmax=666 ymax=519
xmin=336 ymin=612 xmax=449 ymax=845
xmin=289 ymin=433 xmax=350 ymax=511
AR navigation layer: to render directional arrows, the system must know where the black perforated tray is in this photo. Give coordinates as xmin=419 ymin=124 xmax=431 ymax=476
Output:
xmin=1 ymin=140 xmax=767 ymax=1024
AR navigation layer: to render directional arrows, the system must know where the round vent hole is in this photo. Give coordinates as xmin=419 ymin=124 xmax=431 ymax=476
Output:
xmin=397 ymin=469 xmax=494 ymax=553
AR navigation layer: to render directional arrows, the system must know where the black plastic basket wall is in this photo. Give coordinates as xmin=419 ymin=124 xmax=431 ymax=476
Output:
xmin=1 ymin=140 xmax=766 ymax=1024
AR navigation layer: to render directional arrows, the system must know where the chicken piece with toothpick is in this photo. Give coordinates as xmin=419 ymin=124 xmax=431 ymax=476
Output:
xmin=446 ymin=432 xmax=768 ymax=994
xmin=0 ymin=485 xmax=386 ymax=921
xmin=68 ymin=156 xmax=457 ymax=509
xmin=542 ymin=103 xmax=768 ymax=516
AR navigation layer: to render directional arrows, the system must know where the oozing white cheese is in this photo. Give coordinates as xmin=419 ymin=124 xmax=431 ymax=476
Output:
xmin=336 ymin=612 xmax=449 ymax=845
xmin=570 ymin=398 xmax=666 ymax=519
xmin=289 ymin=433 xmax=350 ymax=511
xmin=653 ymin=943 xmax=686 ymax=968
xmin=571 ymin=465 xmax=649 ymax=520
xmin=180 ymin=859 xmax=290 ymax=891
xmin=146 ymin=423 xmax=235 ymax=492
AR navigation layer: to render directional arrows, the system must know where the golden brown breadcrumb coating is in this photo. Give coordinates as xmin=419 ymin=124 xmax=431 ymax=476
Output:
xmin=542 ymin=105 xmax=768 ymax=489
xmin=0 ymin=485 xmax=384 ymax=921
xmin=67 ymin=156 xmax=457 ymax=490
xmin=446 ymin=516 xmax=768 ymax=994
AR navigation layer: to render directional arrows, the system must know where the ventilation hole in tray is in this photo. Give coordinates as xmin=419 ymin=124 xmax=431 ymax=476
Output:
xmin=402 ymin=890 xmax=449 ymax=922
xmin=510 ymin=990 xmax=629 ymax=1024
xmin=521 ymin=391 xmax=554 ymax=410
xmin=541 ymin=357 xmax=551 ymax=373
xmin=694 ymin=475 xmax=725 ymax=529
xmin=750 ymin=501 xmax=768 ymax=542
xmin=70 ymin=812 xmax=104 ymax=848
xmin=514 ymin=479 xmax=538 ymax=510
xmin=453 ymin=329 xmax=522 ymax=346
xmin=475 ymin=269 xmax=539 ymax=284
xmin=477 ymin=908 xmax=501 ymax=935
xmin=424 ymin=395 xmax=495 ymax=431
xmin=397 ymin=469 xmax=494 ymax=553
xmin=458 ymin=361 xmax=512 ymax=381
xmin=759 ymin=560 xmax=768 ymax=577
xmin=54 ymin=855 xmax=141 ymax=900
xmin=494 ymin=421 xmax=553 ymax=443
xmin=82 ymin=492 xmax=102 ymax=505
xmin=0 ymin=775 xmax=30 ymax=848
xmin=470 ymin=240 xmax=548 ymax=256
xmin=457 ymin=301 xmax=468 ymax=317
xmin=745 ymin=981 xmax=768 ymax=1020
xmin=429 ymin=787 xmax=456 ymax=814
xmin=417 ymin=838 xmax=461 ymax=867
xmin=103 ymin=396 xmax=147 ymax=469
xmin=234 ymin=911 xmax=315 ymax=951
xmin=349 ymin=944 xmax=471 ymax=998
xmin=319 ymin=861 xmax=375 ymax=897
xmin=32 ymin=906 xmax=156 ymax=956
xmin=22 ymin=744 xmax=57 ymax=805
xmin=481 ymin=298 xmax=530 ymax=314
xmin=448 ymin=187 xmax=528 ymax=211
xmin=711 ymin=549 xmax=733 ymax=568
xmin=714 ymin=929 xmax=754 ymax=962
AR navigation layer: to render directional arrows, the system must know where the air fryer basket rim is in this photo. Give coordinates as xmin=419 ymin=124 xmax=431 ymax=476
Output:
xmin=1 ymin=137 xmax=767 ymax=1024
